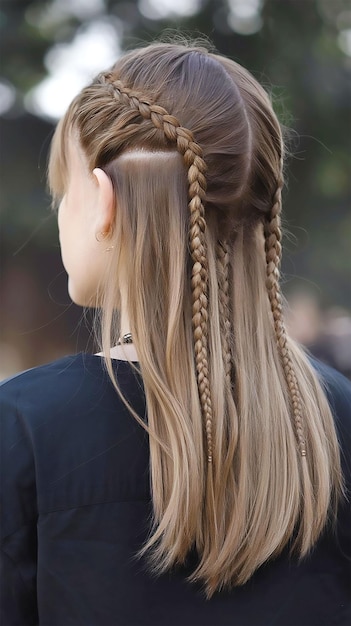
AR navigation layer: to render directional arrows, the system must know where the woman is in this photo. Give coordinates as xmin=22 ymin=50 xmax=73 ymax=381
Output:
xmin=1 ymin=41 xmax=350 ymax=625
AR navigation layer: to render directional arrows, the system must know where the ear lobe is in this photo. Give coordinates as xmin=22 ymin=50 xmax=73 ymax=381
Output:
xmin=93 ymin=167 xmax=115 ymax=233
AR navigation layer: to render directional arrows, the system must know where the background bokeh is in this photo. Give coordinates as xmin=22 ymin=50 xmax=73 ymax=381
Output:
xmin=1 ymin=0 xmax=351 ymax=379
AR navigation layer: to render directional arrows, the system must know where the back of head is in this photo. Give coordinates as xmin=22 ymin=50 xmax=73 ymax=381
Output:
xmin=49 ymin=40 xmax=343 ymax=596
xmin=51 ymin=42 xmax=281 ymax=232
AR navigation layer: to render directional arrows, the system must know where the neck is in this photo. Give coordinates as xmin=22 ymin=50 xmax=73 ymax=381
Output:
xmin=111 ymin=296 xmax=138 ymax=360
xmin=95 ymin=292 xmax=138 ymax=361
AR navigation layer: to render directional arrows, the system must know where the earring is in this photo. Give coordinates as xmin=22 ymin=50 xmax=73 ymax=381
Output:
xmin=95 ymin=231 xmax=109 ymax=243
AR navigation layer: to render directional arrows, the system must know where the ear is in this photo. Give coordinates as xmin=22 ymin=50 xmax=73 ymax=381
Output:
xmin=92 ymin=168 xmax=115 ymax=234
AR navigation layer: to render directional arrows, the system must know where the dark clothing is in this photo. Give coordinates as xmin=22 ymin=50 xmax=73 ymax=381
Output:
xmin=1 ymin=353 xmax=350 ymax=626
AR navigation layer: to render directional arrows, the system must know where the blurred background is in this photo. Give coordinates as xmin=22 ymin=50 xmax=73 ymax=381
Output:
xmin=1 ymin=0 xmax=350 ymax=380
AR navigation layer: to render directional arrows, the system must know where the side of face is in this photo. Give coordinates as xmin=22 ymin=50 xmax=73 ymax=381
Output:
xmin=57 ymin=139 xmax=115 ymax=306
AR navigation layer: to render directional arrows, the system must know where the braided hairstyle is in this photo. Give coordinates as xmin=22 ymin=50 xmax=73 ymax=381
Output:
xmin=49 ymin=41 xmax=342 ymax=595
xmin=93 ymin=71 xmax=306 ymax=460
xmin=95 ymin=74 xmax=214 ymax=463
xmin=264 ymin=179 xmax=306 ymax=456
xmin=216 ymin=240 xmax=233 ymax=392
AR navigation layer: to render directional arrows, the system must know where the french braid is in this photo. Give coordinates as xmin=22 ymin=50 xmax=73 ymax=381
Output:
xmin=265 ymin=181 xmax=306 ymax=456
xmin=98 ymin=74 xmax=214 ymax=463
xmin=216 ymin=240 xmax=233 ymax=389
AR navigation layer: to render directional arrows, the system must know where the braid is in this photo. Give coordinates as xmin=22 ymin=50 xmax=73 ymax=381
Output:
xmin=216 ymin=240 xmax=233 ymax=389
xmin=265 ymin=182 xmax=306 ymax=456
xmin=98 ymin=74 xmax=214 ymax=463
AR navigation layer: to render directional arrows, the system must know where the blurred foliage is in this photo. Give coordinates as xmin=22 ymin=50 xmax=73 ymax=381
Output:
xmin=0 ymin=0 xmax=350 ymax=371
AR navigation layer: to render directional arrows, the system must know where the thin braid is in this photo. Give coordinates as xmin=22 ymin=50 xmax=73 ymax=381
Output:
xmin=98 ymin=74 xmax=214 ymax=463
xmin=265 ymin=182 xmax=306 ymax=456
xmin=216 ymin=240 xmax=232 ymax=389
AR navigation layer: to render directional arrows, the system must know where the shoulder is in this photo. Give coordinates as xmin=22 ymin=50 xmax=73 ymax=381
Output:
xmin=0 ymin=353 xmax=144 ymax=438
xmin=0 ymin=354 xmax=86 ymax=402
xmin=0 ymin=354 xmax=92 ymax=459
xmin=310 ymin=358 xmax=351 ymax=482
xmin=1 ymin=353 xmax=147 ymax=515
xmin=1 ymin=353 xmax=92 ymax=397
xmin=0 ymin=353 xmax=119 ymax=413
xmin=0 ymin=355 xmax=82 ymax=429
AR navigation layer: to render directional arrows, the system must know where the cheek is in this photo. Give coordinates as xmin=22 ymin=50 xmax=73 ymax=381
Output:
xmin=66 ymin=253 xmax=102 ymax=306
xmin=58 ymin=203 xmax=106 ymax=306
xmin=58 ymin=201 xmax=77 ymax=274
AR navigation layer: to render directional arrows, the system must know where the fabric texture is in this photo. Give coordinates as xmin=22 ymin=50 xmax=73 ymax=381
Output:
xmin=1 ymin=352 xmax=350 ymax=626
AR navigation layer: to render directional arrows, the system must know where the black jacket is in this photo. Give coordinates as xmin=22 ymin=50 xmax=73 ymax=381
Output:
xmin=1 ymin=353 xmax=350 ymax=625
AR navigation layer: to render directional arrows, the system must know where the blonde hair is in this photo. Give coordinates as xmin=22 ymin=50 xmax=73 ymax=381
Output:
xmin=49 ymin=41 xmax=343 ymax=596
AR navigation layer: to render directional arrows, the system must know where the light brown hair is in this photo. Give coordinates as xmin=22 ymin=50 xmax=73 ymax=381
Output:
xmin=49 ymin=41 xmax=343 ymax=596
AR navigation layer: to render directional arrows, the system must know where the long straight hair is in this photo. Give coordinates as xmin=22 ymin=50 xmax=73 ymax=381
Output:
xmin=48 ymin=41 xmax=343 ymax=596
